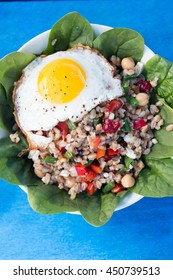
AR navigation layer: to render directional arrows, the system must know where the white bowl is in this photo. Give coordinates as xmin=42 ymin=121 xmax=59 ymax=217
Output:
xmin=0 ymin=24 xmax=155 ymax=211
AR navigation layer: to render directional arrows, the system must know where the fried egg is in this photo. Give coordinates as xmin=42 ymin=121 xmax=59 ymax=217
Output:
xmin=14 ymin=46 xmax=123 ymax=149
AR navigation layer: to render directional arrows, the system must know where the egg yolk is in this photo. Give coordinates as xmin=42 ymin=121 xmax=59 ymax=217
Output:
xmin=38 ymin=58 xmax=86 ymax=104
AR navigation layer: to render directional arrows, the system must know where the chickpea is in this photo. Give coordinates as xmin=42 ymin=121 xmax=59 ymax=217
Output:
xmin=121 ymin=57 xmax=135 ymax=70
xmin=135 ymin=92 xmax=149 ymax=106
xmin=65 ymin=177 xmax=76 ymax=188
xmin=34 ymin=168 xmax=46 ymax=178
xmin=121 ymin=174 xmax=135 ymax=188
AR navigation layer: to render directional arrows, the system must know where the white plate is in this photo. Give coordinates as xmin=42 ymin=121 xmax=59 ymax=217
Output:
xmin=0 ymin=24 xmax=155 ymax=211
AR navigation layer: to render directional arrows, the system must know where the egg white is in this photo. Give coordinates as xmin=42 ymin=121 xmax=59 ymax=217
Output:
xmin=14 ymin=46 xmax=123 ymax=148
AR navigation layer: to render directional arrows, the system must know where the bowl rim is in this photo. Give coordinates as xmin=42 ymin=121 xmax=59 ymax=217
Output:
xmin=1 ymin=23 xmax=156 ymax=211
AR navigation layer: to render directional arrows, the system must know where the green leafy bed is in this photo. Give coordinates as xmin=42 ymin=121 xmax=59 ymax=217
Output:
xmin=0 ymin=12 xmax=173 ymax=226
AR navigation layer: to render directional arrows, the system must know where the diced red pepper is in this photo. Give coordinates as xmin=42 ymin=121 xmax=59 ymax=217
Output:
xmin=102 ymin=118 xmax=120 ymax=134
xmin=96 ymin=147 xmax=106 ymax=159
xmin=80 ymin=169 xmax=98 ymax=182
xmin=90 ymin=164 xmax=102 ymax=174
xmin=86 ymin=183 xmax=95 ymax=195
xmin=91 ymin=137 xmax=101 ymax=149
xmin=107 ymin=148 xmax=121 ymax=157
xmin=133 ymin=119 xmax=147 ymax=130
xmin=56 ymin=144 xmax=66 ymax=154
xmin=103 ymin=154 xmax=111 ymax=162
xmin=111 ymin=184 xmax=125 ymax=193
xmin=107 ymin=99 xmax=123 ymax=112
xmin=56 ymin=121 xmax=68 ymax=140
xmin=75 ymin=164 xmax=87 ymax=176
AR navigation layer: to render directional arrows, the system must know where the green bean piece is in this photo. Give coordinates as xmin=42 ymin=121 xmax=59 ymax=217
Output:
xmin=123 ymin=117 xmax=131 ymax=132
xmin=67 ymin=119 xmax=77 ymax=130
xmin=102 ymin=182 xmax=115 ymax=194
xmin=85 ymin=159 xmax=94 ymax=167
xmin=44 ymin=156 xmax=57 ymax=164
xmin=93 ymin=117 xmax=100 ymax=127
xmin=65 ymin=151 xmax=73 ymax=159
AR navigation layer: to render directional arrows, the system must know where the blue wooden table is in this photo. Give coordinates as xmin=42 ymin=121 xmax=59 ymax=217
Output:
xmin=0 ymin=0 xmax=173 ymax=260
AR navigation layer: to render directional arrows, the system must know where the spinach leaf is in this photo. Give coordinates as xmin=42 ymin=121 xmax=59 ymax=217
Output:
xmin=0 ymin=104 xmax=14 ymax=132
xmin=0 ymin=135 xmax=27 ymax=157
xmin=0 ymin=83 xmax=7 ymax=105
xmin=93 ymin=28 xmax=144 ymax=61
xmin=144 ymin=55 xmax=173 ymax=107
xmin=146 ymin=158 xmax=173 ymax=188
xmin=0 ymin=52 xmax=36 ymax=107
xmin=159 ymin=99 xmax=173 ymax=123
xmin=154 ymin=126 xmax=173 ymax=147
xmin=146 ymin=143 xmax=173 ymax=159
xmin=28 ymin=184 xmax=79 ymax=214
xmin=0 ymin=83 xmax=15 ymax=131
xmin=153 ymin=100 xmax=173 ymax=147
xmin=0 ymin=156 xmax=41 ymax=186
xmin=44 ymin=12 xmax=94 ymax=54
xmin=142 ymin=99 xmax=173 ymax=158
xmin=28 ymin=185 xmax=128 ymax=226
xmin=131 ymin=159 xmax=173 ymax=197
xmin=77 ymin=191 xmax=128 ymax=226
xmin=0 ymin=135 xmax=41 ymax=186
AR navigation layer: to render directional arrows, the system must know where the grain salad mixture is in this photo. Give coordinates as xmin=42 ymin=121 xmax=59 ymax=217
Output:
xmin=11 ymin=55 xmax=163 ymax=199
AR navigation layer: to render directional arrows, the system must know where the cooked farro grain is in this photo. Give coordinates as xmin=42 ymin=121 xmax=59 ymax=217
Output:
xmin=9 ymin=132 xmax=20 ymax=143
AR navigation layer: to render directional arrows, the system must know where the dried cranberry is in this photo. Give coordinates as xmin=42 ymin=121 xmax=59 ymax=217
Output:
xmin=133 ymin=119 xmax=147 ymax=130
xmin=137 ymin=80 xmax=152 ymax=94
xmin=102 ymin=118 xmax=120 ymax=133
